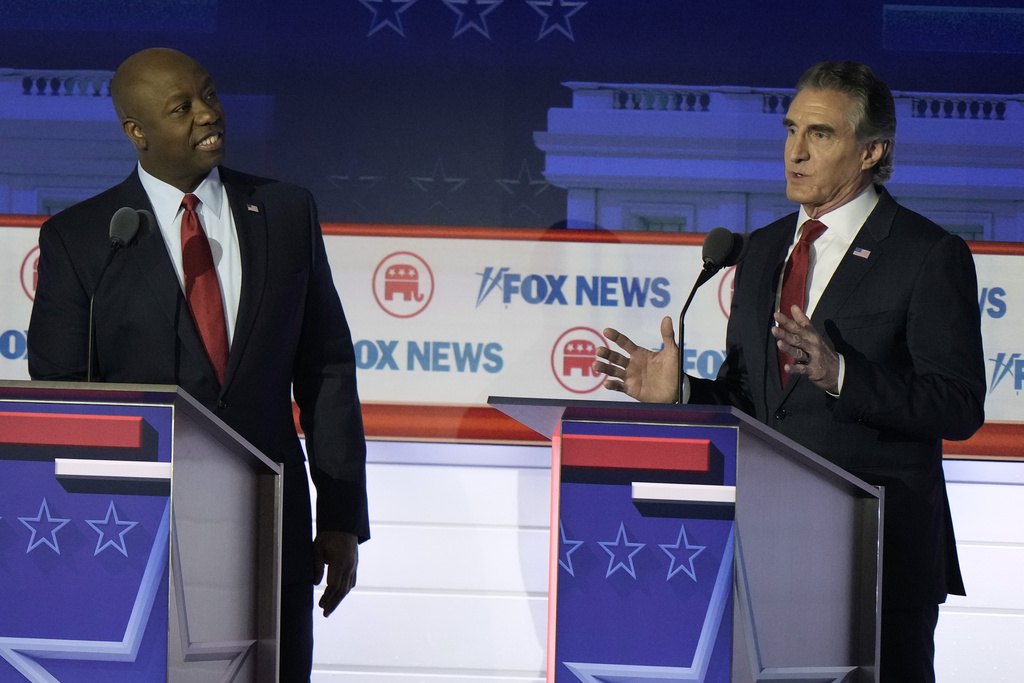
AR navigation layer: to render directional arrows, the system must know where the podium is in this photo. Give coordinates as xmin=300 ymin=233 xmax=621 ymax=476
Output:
xmin=0 ymin=381 xmax=282 ymax=683
xmin=489 ymin=397 xmax=883 ymax=683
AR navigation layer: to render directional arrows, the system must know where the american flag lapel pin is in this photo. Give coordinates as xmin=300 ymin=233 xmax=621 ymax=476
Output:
xmin=247 ymin=204 xmax=260 ymax=213
xmin=853 ymin=246 xmax=871 ymax=259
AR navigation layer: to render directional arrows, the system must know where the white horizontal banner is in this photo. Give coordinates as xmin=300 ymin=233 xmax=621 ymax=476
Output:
xmin=1 ymin=224 xmax=1021 ymax=422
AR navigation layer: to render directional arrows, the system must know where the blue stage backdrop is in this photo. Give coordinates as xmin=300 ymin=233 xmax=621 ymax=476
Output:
xmin=2 ymin=1 xmax=1024 ymax=229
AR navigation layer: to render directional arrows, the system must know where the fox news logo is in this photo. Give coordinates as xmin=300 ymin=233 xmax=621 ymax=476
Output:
xmin=1 ymin=330 xmax=27 ymax=360
xmin=989 ymin=353 xmax=1024 ymax=394
xmin=476 ymin=267 xmax=671 ymax=308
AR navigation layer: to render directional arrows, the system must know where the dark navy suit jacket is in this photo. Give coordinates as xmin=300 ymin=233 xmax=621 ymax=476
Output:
xmin=691 ymin=187 xmax=985 ymax=608
xmin=27 ymin=167 xmax=369 ymax=586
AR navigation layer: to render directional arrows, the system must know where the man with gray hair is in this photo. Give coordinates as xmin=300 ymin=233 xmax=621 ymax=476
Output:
xmin=594 ymin=61 xmax=985 ymax=682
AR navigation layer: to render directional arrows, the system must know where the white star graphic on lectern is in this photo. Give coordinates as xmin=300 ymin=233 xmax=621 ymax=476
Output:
xmin=86 ymin=500 xmax=139 ymax=557
xmin=564 ymin=527 xmax=736 ymax=682
xmin=558 ymin=521 xmax=585 ymax=576
xmin=19 ymin=498 xmax=70 ymax=554
xmin=660 ymin=523 xmax=706 ymax=581
xmin=1 ymin=501 xmax=172 ymax=682
xmin=598 ymin=522 xmax=644 ymax=579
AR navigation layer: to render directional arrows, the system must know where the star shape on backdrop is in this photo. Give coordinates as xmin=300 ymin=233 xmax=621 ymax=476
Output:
xmin=660 ymin=522 xmax=706 ymax=582
xmin=442 ymin=0 xmax=504 ymax=39
xmin=526 ymin=0 xmax=587 ymax=41
xmin=410 ymin=158 xmax=469 ymax=215
xmin=597 ymin=522 xmax=645 ymax=579
xmin=558 ymin=521 xmax=585 ymax=576
xmin=18 ymin=498 xmax=70 ymax=555
xmin=497 ymin=159 xmax=551 ymax=221
xmin=85 ymin=500 xmax=139 ymax=557
xmin=327 ymin=156 xmax=384 ymax=214
xmin=358 ymin=0 xmax=419 ymax=37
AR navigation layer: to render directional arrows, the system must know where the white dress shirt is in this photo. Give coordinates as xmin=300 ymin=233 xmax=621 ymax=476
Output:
xmin=681 ymin=184 xmax=879 ymax=402
xmin=787 ymin=184 xmax=879 ymax=318
xmin=137 ymin=164 xmax=242 ymax=343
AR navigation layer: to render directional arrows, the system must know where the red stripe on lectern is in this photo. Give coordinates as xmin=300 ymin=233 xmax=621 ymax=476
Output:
xmin=0 ymin=413 xmax=143 ymax=448
xmin=561 ymin=433 xmax=711 ymax=472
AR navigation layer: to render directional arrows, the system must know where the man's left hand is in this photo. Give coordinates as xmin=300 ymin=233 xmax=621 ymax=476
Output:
xmin=312 ymin=531 xmax=359 ymax=617
xmin=772 ymin=305 xmax=840 ymax=393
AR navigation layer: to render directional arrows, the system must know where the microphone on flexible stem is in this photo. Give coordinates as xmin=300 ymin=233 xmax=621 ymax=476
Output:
xmin=87 ymin=207 xmax=144 ymax=381
xmin=675 ymin=227 xmax=745 ymax=403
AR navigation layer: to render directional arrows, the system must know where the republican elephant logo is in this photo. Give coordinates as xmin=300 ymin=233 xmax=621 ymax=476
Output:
xmin=373 ymin=251 xmax=435 ymax=318
xmin=22 ymin=246 xmax=39 ymax=302
xmin=551 ymin=327 xmax=607 ymax=394
xmin=562 ymin=339 xmax=596 ymax=377
xmin=384 ymin=264 xmax=425 ymax=302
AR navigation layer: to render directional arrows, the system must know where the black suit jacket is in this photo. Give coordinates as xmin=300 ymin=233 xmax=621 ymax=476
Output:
xmin=27 ymin=167 xmax=369 ymax=585
xmin=691 ymin=187 xmax=985 ymax=608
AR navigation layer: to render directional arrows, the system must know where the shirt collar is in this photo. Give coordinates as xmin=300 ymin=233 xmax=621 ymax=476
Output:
xmin=137 ymin=164 xmax=225 ymax=224
xmin=796 ymin=183 xmax=879 ymax=242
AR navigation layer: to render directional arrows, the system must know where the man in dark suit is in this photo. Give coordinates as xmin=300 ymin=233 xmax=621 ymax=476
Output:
xmin=594 ymin=61 xmax=985 ymax=683
xmin=26 ymin=47 xmax=368 ymax=681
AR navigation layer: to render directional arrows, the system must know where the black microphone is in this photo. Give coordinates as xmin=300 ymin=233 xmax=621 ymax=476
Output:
xmin=676 ymin=228 xmax=746 ymax=403
xmin=699 ymin=226 xmax=745 ymax=285
xmin=87 ymin=207 xmax=143 ymax=381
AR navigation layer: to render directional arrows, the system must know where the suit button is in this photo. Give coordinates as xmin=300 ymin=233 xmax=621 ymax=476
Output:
xmin=217 ymin=400 xmax=227 ymax=410
xmin=775 ymin=408 xmax=787 ymax=420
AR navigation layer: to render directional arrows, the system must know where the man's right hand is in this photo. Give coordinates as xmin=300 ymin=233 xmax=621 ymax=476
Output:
xmin=593 ymin=316 xmax=679 ymax=404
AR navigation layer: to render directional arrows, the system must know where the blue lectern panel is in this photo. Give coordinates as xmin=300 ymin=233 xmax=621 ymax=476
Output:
xmin=554 ymin=421 xmax=737 ymax=682
xmin=0 ymin=401 xmax=172 ymax=682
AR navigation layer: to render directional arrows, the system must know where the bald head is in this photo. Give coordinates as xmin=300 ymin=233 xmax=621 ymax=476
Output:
xmin=110 ymin=48 xmax=226 ymax=193
xmin=111 ymin=48 xmax=206 ymax=122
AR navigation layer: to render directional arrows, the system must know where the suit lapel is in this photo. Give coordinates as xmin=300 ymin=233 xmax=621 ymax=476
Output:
xmin=221 ymin=169 xmax=268 ymax=391
xmin=118 ymin=171 xmax=213 ymax=380
xmin=810 ymin=188 xmax=897 ymax=325
xmin=758 ymin=217 xmax=796 ymax=399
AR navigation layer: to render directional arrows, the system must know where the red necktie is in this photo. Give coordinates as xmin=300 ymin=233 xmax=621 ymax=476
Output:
xmin=181 ymin=194 xmax=229 ymax=384
xmin=778 ymin=219 xmax=827 ymax=384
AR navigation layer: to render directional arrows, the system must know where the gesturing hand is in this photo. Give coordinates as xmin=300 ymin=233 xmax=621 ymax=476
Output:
xmin=772 ymin=305 xmax=840 ymax=393
xmin=592 ymin=316 xmax=679 ymax=404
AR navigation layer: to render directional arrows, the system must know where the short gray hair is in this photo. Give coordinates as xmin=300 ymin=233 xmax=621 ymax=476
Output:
xmin=796 ymin=61 xmax=896 ymax=183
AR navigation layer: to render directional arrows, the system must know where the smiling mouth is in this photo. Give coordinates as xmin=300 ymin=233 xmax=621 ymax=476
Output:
xmin=196 ymin=132 xmax=223 ymax=151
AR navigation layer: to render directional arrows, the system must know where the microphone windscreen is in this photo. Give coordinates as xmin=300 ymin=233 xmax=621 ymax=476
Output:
xmin=722 ymin=232 xmax=746 ymax=267
xmin=109 ymin=207 xmax=141 ymax=247
xmin=137 ymin=209 xmax=156 ymax=237
xmin=702 ymin=227 xmax=736 ymax=268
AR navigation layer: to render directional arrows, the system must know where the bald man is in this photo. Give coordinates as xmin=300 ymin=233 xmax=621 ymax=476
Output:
xmin=28 ymin=48 xmax=369 ymax=681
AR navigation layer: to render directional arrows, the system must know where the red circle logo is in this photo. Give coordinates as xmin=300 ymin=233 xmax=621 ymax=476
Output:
xmin=372 ymin=252 xmax=435 ymax=318
xmin=21 ymin=246 xmax=40 ymax=302
xmin=717 ymin=265 xmax=736 ymax=319
xmin=550 ymin=327 xmax=607 ymax=394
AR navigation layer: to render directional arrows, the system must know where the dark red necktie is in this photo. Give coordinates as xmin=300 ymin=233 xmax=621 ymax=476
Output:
xmin=778 ymin=219 xmax=827 ymax=384
xmin=181 ymin=194 xmax=229 ymax=384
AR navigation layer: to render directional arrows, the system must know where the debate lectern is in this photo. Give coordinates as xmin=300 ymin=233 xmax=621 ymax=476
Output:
xmin=0 ymin=381 xmax=282 ymax=683
xmin=489 ymin=397 xmax=883 ymax=683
